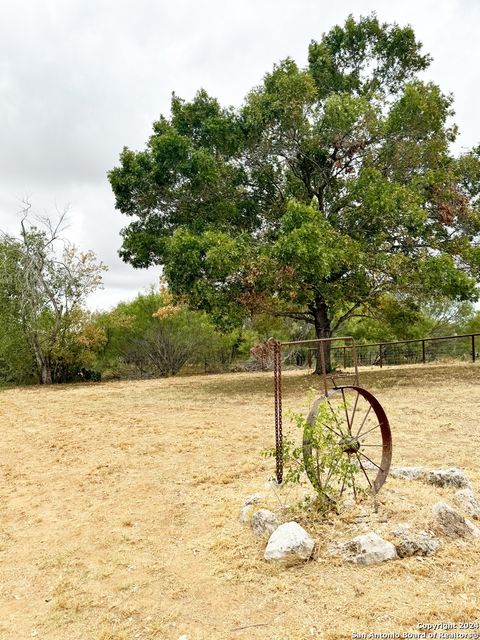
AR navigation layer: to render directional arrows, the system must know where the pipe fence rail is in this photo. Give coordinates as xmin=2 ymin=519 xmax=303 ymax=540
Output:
xmin=328 ymin=333 xmax=480 ymax=369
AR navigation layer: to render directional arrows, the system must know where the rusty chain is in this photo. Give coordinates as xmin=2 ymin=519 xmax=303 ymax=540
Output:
xmin=272 ymin=340 xmax=283 ymax=484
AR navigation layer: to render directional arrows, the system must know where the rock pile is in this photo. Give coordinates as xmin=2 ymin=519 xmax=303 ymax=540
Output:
xmin=239 ymin=465 xmax=480 ymax=568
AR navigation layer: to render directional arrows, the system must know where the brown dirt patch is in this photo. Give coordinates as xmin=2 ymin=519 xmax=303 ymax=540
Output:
xmin=1 ymin=363 xmax=479 ymax=639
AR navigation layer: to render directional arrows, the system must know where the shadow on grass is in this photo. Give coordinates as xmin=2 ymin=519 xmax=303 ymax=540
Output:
xmin=188 ymin=361 xmax=480 ymax=401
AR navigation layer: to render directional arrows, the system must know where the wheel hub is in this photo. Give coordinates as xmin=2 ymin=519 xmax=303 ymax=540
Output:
xmin=339 ymin=435 xmax=361 ymax=455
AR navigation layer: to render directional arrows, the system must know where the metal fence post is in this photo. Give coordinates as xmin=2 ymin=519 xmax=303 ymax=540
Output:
xmin=379 ymin=344 xmax=383 ymax=368
xmin=306 ymin=349 xmax=311 ymax=368
xmin=422 ymin=340 xmax=426 ymax=364
xmin=472 ymin=335 xmax=476 ymax=363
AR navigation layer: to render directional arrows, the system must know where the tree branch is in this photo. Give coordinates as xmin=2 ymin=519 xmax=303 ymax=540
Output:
xmin=272 ymin=310 xmax=314 ymax=323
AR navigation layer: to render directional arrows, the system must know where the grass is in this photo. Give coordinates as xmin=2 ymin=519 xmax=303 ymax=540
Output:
xmin=0 ymin=362 xmax=479 ymax=639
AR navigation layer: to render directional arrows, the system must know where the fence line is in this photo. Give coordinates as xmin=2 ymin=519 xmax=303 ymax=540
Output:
xmin=329 ymin=333 xmax=480 ymax=368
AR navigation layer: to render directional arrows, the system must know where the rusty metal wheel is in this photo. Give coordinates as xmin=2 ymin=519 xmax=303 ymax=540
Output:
xmin=302 ymin=386 xmax=392 ymax=499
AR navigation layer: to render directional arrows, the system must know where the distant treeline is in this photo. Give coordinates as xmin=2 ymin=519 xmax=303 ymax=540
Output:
xmin=2 ymin=277 xmax=480 ymax=386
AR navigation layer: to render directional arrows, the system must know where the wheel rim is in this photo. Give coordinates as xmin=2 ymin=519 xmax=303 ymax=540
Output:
xmin=302 ymin=385 xmax=392 ymax=499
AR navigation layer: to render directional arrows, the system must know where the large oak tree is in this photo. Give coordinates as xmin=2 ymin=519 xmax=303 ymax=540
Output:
xmin=109 ymin=15 xmax=480 ymax=369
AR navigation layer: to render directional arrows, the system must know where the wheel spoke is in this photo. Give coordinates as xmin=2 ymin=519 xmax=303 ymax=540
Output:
xmin=358 ymin=423 xmax=380 ymax=439
xmin=316 ymin=447 xmax=321 ymax=485
xmin=339 ymin=473 xmax=347 ymax=496
xmin=341 ymin=388 xmax=352 ymax=434
xmin=349 ymin=391 xmax=360 ymax=433
xmin=327 ymin=398 xmax=347 ymax=435
xmin=359 ymin=451 xmax=384 ymax=472
xmin=320 ymin=421 xmax=343 ymax=439
xmin=355 ymin=405 xmax=372 ymax=437
xmin=324 ymin=454 xmax=342 ymax=488
xmin=355 ymin=453 xmax=373 ymax=489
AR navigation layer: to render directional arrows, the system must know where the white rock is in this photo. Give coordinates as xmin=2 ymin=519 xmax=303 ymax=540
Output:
xmin=264 ymin=522 xmax=314 ymax=562
xmin=390 ymin=466 xmax=425 ymax=480
xmin=391 ymin=523 xmax=412 ymax=536
xmin=252 ymin=509 xmax=280 ymax=537
xmin=423 ymin=468 xmax=471 ymax=489
xmin=340 ymin=532 xmax=397 ymax=565
xmin=178 ymin=636 xmax=190 ymax=640
xmin=432 ymin=501 xmax=480 ymax=539
xmin=454 ymin=488 xmax=480 ymax=520
xmin=465 ymin=518 xmax=480 ymax=538
xmin=244 ymin=492 xmax=262 ymax=506
xmin=239 ymin=504 xmax=253 ymax=523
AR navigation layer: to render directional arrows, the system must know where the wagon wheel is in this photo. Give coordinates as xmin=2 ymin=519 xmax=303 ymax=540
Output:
xmin=302 ymin=386 xmax=392 ymax=501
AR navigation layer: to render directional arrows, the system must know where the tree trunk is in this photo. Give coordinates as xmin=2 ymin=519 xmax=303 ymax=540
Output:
xmin=312 ymin=302 xmax=332 ymax=375
xmin=30 ymin=334 xmax=53 ymax=384
xmin=40 ymin=362 xmax=53 ymax=385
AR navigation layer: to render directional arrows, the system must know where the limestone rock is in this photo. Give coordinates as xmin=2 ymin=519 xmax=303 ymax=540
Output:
xmin=339 ymin=532 xmax=397 ymax=565
xmin=423 ymin=468 xmax=471 ymax=489
xmin=264 ymin=522 xmax=314 ymax=562
xmin=252 ymin=509 xmax=280 ymax=537
xmin=390 ymin=466 xmax=472 ymax=489
xmin=454 ymin=488 xmax=480 ymax=520
xmin=465 ymin=519 xmax=480 ymax=537
xmin=244 ymin=492 xmax=262 ymax=506
xmin=391 ymin=524 xmax=439 ymax=557
xmin=390 ymin=466 xmax=425 ymax=480
xmin=432 ymin=501 xmax=480 ymax=539
xmin=391 ymin=523 xmax=412 ymax=537
xmin=239 ymin=504 xmax=253 ymax=523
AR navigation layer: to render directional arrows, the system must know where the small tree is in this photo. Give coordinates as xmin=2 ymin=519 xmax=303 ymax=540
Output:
xmin=97 ymin=286 xmax=240 ymax=378
xmin=0 ymin=204 xmax=107 ymax=384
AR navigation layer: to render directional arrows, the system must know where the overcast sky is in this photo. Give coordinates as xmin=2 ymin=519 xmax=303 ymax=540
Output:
xmin=1 ymin=0 xmax=479 ymax=311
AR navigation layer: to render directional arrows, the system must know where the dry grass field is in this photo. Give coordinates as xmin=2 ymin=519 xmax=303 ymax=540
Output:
xmin=1 ymin=363 xmax=480 ymax=640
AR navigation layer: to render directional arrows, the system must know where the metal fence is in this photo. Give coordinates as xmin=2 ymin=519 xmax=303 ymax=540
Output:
xmin=330 ymin=333 xmax=480 ymax=369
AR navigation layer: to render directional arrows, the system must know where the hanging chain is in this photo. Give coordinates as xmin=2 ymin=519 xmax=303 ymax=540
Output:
xmin=272 ymin=340 xmax=283 ymax=484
